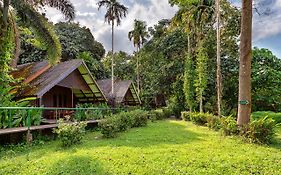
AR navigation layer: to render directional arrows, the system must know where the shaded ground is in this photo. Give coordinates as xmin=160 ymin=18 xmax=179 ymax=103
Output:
xmin=0 ymin=120 xmax=280 ymax=175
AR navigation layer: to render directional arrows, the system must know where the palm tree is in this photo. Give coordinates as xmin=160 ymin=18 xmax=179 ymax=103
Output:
xmin=0 ymin=0 xmax=75 ymax=67
xmin=97 ymin=0 xmax=128 ymax=96
xmin=216 ymin=0 xmax=222 ymax=117
xmin=128 ymin=19 xmax=149 ymax=95
xmin=237 ymin=0 xmax=253 ymax=126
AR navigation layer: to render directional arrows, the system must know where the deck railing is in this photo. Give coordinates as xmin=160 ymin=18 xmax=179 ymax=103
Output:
xmin=0 ymin=106 xmax=124 ymax=130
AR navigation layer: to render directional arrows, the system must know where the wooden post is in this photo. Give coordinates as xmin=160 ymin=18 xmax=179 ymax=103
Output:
xmin=71 ymin=89 xmax=74 ymax=108
xmin=26 ymin=110 xmax=33 ymax=144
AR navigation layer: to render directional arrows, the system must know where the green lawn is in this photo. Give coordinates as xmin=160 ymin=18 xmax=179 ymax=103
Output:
xmin=0 ymin=120 xmax=280 ymax=175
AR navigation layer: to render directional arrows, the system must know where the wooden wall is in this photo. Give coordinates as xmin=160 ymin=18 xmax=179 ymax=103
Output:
xmin=57 ymin=70 xmax=91 ymax=91
xmin=41 ymin=86 xmax=75 ymax=108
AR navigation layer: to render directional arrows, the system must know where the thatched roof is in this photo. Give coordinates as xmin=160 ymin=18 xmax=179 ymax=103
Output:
xmin=97 ymin=79 xmax=141 ymax=105
xmin=11 ymin=59 xmax=106 ymax=102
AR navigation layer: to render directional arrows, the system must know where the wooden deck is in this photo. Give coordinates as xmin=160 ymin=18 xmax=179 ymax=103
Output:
xmin=0 ymin=120 xmax=99 ymax=135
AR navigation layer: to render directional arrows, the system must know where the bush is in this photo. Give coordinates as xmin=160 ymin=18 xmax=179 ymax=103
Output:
xmin=206 ymin=115 xmax=221 ymax=131
xmin=181 ymin=111 xmax=191 ymax=121
xmin=163 ymin=108 xmax=172 ymax=118
xmin=98 ymin=117 xmax=119 ymax=138
xmin=252 ymin=111 xmax=281 ymax=124
xmin=148 ymin=111 xmax=157 ymax=122
xmin=54 ymin=121 xmax=87 ymax=147
xmin=189 ymin=113 xmax=209 ymax=126
xmin=130 ymin=110 xmax=149 ymax=127
xmin=240 ymin=117 xmax=277 ymax=144
xmin=149 ymin=109 xmax=167 ymax=121
xmin=220 ymin=116 xmax=238 ymax=136
xmin=74 ymin=103 xmax=112 ymax=121
xmin=99 ymin=109 xmax=149 ymax=138
xmin=114 ymin=112 xmax=133 ymax=132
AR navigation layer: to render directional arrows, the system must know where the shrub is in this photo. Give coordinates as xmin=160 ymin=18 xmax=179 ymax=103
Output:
xmin=189 ymin=113 xmax=209 ymax=125
xmin=181 ymin=111 xmax=191 ymax=121
xmin=206 ymin=115 xmax=221 ymax=131
xmin=148 ymin=108 xmax=173 ymax=121
xmin=130 ymin=110 xmax=149 ymax=127
xmin=148 ymin=111 xmax=157 ymax=122
xmin=54 ymin=121 xmax=87 ymax=147
xmin=252 ymin=111 xmax=281 ymax=124
xmin=163 ymin=108 xmax=172 ymax=118
xmin=99 ymin=109 xmax=149 ymax=138
xmin=98 ymin=117 xmax=118 ymax=138
xmin=74 ymin=103 xmax=112 ymax=121
xmin=240 ymin=117 xmax=277 ymax=144
xmin=73 ymin=109 xmax=87 ymax=121
xmin=220 ymin=116 xmax=238 ymax=136
xmin=168 ymin=92 xmax=186 ymax=118
xmin=114 ymin=112 xmax=133 ymax=132
xmin=156 ymin=110 xmax=165 ymax=120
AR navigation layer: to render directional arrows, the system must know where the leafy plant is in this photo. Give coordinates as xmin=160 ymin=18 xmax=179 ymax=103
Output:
xmin=12 ymin=109 xmax=42 ymax=127
xmin=74 ymin=103 xmax=112 ymax=121
xmin=206 ymin=115 xmax=221 ymax=131
xmin=163 ymin=108 xmax=173 ymax=118
xmin=98 ymin=117 xmax=119 ymax=138
xmin=114 ymin=112 xmax=134 ymax=132
xmin=99 ymin=109 xmax=149 ymax=138
xmin=181 ymin=111 xmax=191 ymax=121
xmin=194 ymin=44 xmax=208 ymax=113
xmin=240 ymin=117 xmax=277 ymax=144
xmin=220 ymin=116 xmax=238 ymax=136
xmin=130 ymin=110 xmax=149 ymax=128
xmin=0 ymin=85 xmax=41 ymax=128
xmin=54 ymin=120 xmax=87 ymax=147
xmin=189 ymin=112 xmax=209 ymax=126
xmin=252 ymin=111 xmax=281 ymax=124
xmin=150 ymin=109 xmax=170 ymax=121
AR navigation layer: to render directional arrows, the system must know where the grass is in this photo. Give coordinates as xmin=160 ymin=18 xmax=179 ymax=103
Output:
xmin=0 ymin=120 xmax=280 ymax=175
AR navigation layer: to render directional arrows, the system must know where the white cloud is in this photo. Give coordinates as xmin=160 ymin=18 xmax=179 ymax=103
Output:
xmin=44 ymin=0 xmax=178 ymax=54
xmin=253 ymin=0 xmax=281 ymax=41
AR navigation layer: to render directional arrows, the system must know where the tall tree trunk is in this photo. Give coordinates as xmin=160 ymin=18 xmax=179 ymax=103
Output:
xmin=111 ymin=21 xmax=114 ymax=96
xmin=237 ymin=0 xmax=253 ymax=126
xmin=3 ymin=0 xmax=10 ymax=27
xmin=11 ymin=12 xmax=20 ymax=68
xmin=216 ymin=0 xmax=222 ymax=117
xmin=136 ymin=47 xmax=140 ymax=95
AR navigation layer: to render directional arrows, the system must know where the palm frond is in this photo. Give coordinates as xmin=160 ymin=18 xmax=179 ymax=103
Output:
xmin=40 ymin=0 xmax=75 ymax=20
xmin=12 ymin=0 xmax=61 ymax=65
xmin=98 ymin=0 xmax=128 ymax=26
xmin=97 ymin=0 xmax=111 ymax=10
xmin=128 ymin=19 xmax=148 ymax=49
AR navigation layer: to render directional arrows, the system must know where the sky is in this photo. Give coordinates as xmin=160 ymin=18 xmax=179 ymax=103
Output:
xmin=45 ymin=0 xmax=281 ymax=58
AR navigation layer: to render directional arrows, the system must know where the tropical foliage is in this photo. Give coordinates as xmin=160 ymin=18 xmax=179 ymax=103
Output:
xmin=0 ymin=86 xmax=42 ymax=129
xmin=0 ymin=0 xmax=75 ymax=86
xmin=128 ymin=19 xmax=149 ymax=94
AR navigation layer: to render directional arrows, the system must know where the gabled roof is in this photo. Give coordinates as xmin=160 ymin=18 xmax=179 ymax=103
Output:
xmin=11 ymin=59 xmax=107 ymax=102
xmin=97 ymin=78 xmax=141 ymax=105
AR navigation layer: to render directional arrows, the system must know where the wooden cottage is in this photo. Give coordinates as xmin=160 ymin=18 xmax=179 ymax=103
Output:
xmin=11 ymin=59 xmax=107 ymax=109
xmin=97 ymin=79 xmax=141 ymax=106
